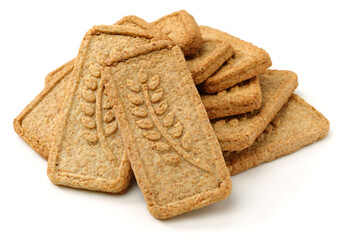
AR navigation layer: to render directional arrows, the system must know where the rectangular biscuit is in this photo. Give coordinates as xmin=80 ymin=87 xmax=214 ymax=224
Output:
xmin=201 ymin=75 xmax=262 ymax=119
xmin=103 ymin=40 xmax=231 ymax=219
xmin=186 ymin=33 xmax=233 ymax=84
xmin=224 ymin=94 xmax=330 ymax=175
xmin=46 ymin=20 xmax=164 ymax=193
xmin=212 ymin=69 xmax=298 ymax=151
xmin=151 ymin=10 xmax=203 ymax=56
xmin=198 ymin=26 xmax=272 ymax=93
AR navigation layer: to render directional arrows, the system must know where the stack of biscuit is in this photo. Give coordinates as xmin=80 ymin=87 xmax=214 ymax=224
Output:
xmin=13 ymin=10 xmax=329 ymax=219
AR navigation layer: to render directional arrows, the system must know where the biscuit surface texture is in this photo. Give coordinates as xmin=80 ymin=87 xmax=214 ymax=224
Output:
xmin=186 ymin=34 xmax=233 ymax=84
xmin=201 ymin=75 xmax=262 ymax=119
xmin=151 ymin=10 xmax=203 ymax=56
xmin=224 ymin=94 xmax=330 ymax=175
xmin=212 ymin=70 xmax=298 ymax=151
xmin=14 ymin=60 xmax=73 ymax=159
xmin=103 ymin=40 xmax=231 ymax=219
xmin=47 ymin=19 xmax=161 ymax=193
xmin=198 ymin=26 xmax=272 ymax=93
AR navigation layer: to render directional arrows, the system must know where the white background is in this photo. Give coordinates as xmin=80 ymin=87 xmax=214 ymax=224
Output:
xmin=1 ymin=0 xmax=345 ymax=239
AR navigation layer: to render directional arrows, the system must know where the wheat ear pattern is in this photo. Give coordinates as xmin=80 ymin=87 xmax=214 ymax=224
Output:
xmin=80 ymin=53 xmax=119 ymax=163
xmin=127 ymin=68 xmax=211 ymax=173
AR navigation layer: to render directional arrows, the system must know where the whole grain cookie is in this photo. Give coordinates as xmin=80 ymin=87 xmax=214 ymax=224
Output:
xmin=151 ymin=10 xmax=203 ymax=56
xmin=186 ymin=35 xmax=233 ymax=84
xmin=201 ymin=75 xmax=262 ymax=119
xmin=212 ymin=70 xmax=298 ymax=151
xmin=198 ymin=26 xmax=272 ymax=93
xmin=224 ymin=94 xmax=329 ymax=175
xmin=46 ymin=20 xmax=164 ymax=193
xmin=103 ymin=40 xmax=231 ymax=219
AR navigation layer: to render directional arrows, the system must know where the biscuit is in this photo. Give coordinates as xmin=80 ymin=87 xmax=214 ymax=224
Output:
xmin=198 ymin=26 xmax=272 ymax=93
xmin=201 ymin=75 xmax=262 ymax=119
xmin=14 ymin=60 xmax=74 ymax=159
xmin=46 ymin=19 xmax=164 ymax=193
xmin=186 ymin=34 xmax=233 ymax=84
xmin=224 ymin=94 xmax=330 ymax=175
xmin=151 ymin=10 xmax=203 ymax=56
xmin=212 ymin=70 xmax=298 ymax=151
xmin=103 ymin=40 xmax=231 ymax=219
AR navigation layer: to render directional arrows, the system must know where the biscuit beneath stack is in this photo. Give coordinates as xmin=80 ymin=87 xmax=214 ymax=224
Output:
xmin=201 ymin=76 xmax=262 ymax=119
xmin=224 ymin=94 xmax=330 ymax=175
xmin=212 ymin=70 xmax=298 ymax=151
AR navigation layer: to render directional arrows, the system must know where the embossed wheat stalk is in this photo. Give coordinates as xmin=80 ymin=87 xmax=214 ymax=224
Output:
xmin=127 ymin=68 xmax=211 ymax=172
xmin=81 ymin=56 xmax=118 ymax=151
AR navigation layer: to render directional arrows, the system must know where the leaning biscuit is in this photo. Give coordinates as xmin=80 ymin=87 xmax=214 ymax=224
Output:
xmin=224 ymin=94 xmax=330 ymax=175
xmin=212 ymin=69 xmax=298 ymax=151
xmin=151 ymin=10 xmax=203 ymax=56
xmin=198 ymin=26 xmax=272 ymax=93
xmin=103 ymin=40 xmax=231 ymax=219
xmin=46 ymin=18 xmax=164 ymax=193
xmin=201 ymin=75 xmax=262 ymax=119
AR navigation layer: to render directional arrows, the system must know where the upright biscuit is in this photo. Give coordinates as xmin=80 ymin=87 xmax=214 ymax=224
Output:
xmin=198 ymin=26 xmax=272 ymax=93
xmin=224 ymin=94 xmax=330 ymax=175
xmin=212 ymin=70 xmax=298 ymax=151
xmin=186 ymin=33 xmax=233 ymax=84
xmin=151 ymin=10 xmax=203 ymax=56
xmin=201 ymin=75 xmax=262 ymax=119
xmin=103 ymin=40 xmax=231 ymax=219
xmin=46 ymin=20 xmax=164 ymax=193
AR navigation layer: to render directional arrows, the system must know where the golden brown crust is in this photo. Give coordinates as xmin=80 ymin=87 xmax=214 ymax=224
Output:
xmin=151 ymin=10 xmax=203 ymax=56
xmin=212 ymin=70 xmax=298 ymax=151
xmin=201 ymin=75 xmax=262 ymax=119
xmin=44 ymin=59 xmax=74 ymax=86
xmin=45 ymin=11 xmax=203 ymax=86
xmin=46 ymin=18 xmax=162 ymax=193
xmin=224 ymin=94 xmax=330 ymax=175
xmin=186 ymin=36 xmax=233 ymax=84
xmin=103 ymin=40 xmax=231 ymax=219
xmin=198 ymin=26 xmax=272 ymax=93
xmin=14 ymin=61 xmax=73 ymax=159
